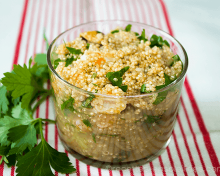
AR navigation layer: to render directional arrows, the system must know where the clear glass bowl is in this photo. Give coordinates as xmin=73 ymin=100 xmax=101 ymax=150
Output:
xmin=47 ymin=20 xmax=188 ymax=169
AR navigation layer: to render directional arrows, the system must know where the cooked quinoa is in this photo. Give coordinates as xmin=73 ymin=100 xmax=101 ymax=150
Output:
xmin=55 ymin=27 xmax=182 ymax=96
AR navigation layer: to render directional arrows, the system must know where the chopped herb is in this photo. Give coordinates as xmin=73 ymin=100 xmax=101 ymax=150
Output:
xmin=95 ymin=89 xmax=98 ymax=93
xmin=153 ymin=73 xmax=173 ymax=105
xmin=65 ymin=56 xmax=79 ymax=67
xmin=82 ymin=119 xmax=92 ymax=128
xmin=85 ymin=155 xmax=93 ymax=158
xmin=150 ymin=34 xmax=170 ymax=48
xmin=106 ymin=66 xmax=129 ymax=92
xmin=92 ymin=83 xmax=98 ymax=87
xmin=65 ymin=46 xmax=83 ymax=55
xmin=144 ymin=114 xmax=161 ymax=124
xmin=134 ymin=32 xmax=139 ymax=36
xmin=54 ymin=59 xmax=64 ymax=69
xmin=96 ymin=31 xmax=101 ymax=33
xmin=86 ymin=43 xmax=90 ymax=49
xmin=120 ymin=118 xmax=125 ymax=120
xmin=61 ymin=97 xmax=75 ymax=112
xmin=63 ymin=40 xmax=83 ymax=55
xmin=134 ymin=120 xmax=140 ymax=123
xmin=125 ymin=24 xmax=132 ymax=32
xmin=111 ymin=30 xmax=119 ymax=34
xmin=91 ymin=73 xmax=97 ymax=79
xmin=81 ymin=94 xmax=95 ymax=108
xmin=140 ymin=84 xmax=152 ymax=93
xmin=137 ymin=29 xmax=148 ymax=42
xmin=170 ymin=54 xmax=182 ymax=67
xmin=92 ymin=133 xmax=96 ymax=143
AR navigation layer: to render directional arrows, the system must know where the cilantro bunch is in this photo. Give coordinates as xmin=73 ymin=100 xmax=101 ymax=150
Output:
xmin=0 ymin=38 xmax=76 ymax=175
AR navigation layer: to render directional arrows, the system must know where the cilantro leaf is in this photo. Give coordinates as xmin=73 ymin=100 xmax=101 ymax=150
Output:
xmin=53 ymin=59 xmax=64 ymax=69
xmin=1 ymin=64 xmax=39 ymax=109
xmin=140 ymin=84 xmax=152 ymax=93
xmin=170 ymin=54 xmax=182 ymax=67
xmin=111 ymin=30 xmax=119 ymax=34
xmin=81 ymin=94 xmax=95 ymax=108
xmin=8 ymin=124 xmax=37 ymax=155
xmin=0 ymin=116 xmax=30 ymax=146
xmin=61 ymin=97 xmax=75 ymax=112
xmin=82 ymin=119 xmax=91 ymax=128
xmin=106 ymin=66 xmax=129 ymax=92
xmin=34 ymin=53 xmax=47 ymax=65
xmin=0 ymin=85 xmax=9 ymax=117
xmin=65 ymin=46 xmax=83 ymax=55
xmin=153 ymin=73 xmax=172 ymax=105
xmin=144 ymin=114 xmax=161 ymax=127
xmin=150 ymin=34 xmax=170 ymax=48
xmin=134 ymin=32 xmax=139 ymax=36
xmin=96 ymin=31 xmax=101 ymax=33
xmin=86 ymin=43 xmax=90 ymax=49
xmin=65 ymin=56 xmax=79 ymax=67
xmin=16 ymin=139 xmax=76 ymax=176
xmin=125 ymin=24 xmax=132 ymax=32
xmin=92 ymin=133 xmax=96 ymax=143
xmin=137 ymin=29 xmax=148 ymax=42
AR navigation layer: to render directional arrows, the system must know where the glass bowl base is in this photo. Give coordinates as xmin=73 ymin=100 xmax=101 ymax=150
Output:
xmin=59 ymin=131 xmax=171 ymax=170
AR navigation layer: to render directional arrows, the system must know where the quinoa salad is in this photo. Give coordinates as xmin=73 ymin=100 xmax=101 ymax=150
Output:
xmin=50 ymin=24 xmax=184 ymax=164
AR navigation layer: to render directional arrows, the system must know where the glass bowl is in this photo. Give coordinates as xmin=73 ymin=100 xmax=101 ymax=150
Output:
xmin=47 ymin=20 xmax=188 ymax=169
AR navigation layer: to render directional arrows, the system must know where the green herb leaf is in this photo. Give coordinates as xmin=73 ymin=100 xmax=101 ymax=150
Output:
xmin=170 ymin=54 xmax=181 ymax=66
xmin=86 ymin=43 xmax=90 ymax=49
xmin=134 ymin=32 xmax=139 ymax=36
xmin=96 ymin=31 xmax=101 ymax=33
xmin=65 ymin=46 xmax=83 ymax=55
xmin=153 ymin=73 xmax=172 ymax=105
xmin=82 ymin=119 xmax=91 ymax=128
xmin=144 ymin=114 xmax=161 ymax=125
xmin=8 ymin=124 xmax=37 ymax=155
xmin=65 ymin=57 xmax=79 ymax=67
xmin=16 ymin=138 xmax=76 ymax=176
xmin=53 ymin=59 xmax=64 ymax=69
xmin=137 ymin=29 xmax=148 ymax=42
xmin=81 ymin=94 xmax=95 ymax=108
xmin=92 ymin=83 xmax=98 ymax=87
xmin=111 ymin=30 xmax=119 ymax=34
xmin=106 ymin=66 xmax=129 ymax=92
xmin=34 ymin=53 xmax=47 ymax=65
xmin=140 ymin=84 xmax=152 ymax=93
xmin=95 ymin=89 xmax=98 ymax=93
xmin=61 ymin=97 xmax=75 ymax=112
xmin=92 ymin=133 xmax=96 ymax=143
xmin=91 ymin=73 xmax=97 ymax=79
xmin=125 ymin=24 xmax=132 ymax=32
xmin=1 ymin=64 xmax=38 ymax=109
xmin=0 ymin=85 xmax=9 ymax=117
xmin=150 ymin=34 xmax=170 ymax=48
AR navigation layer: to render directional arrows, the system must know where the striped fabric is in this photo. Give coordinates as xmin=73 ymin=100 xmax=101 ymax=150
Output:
xmin=1 ymin=0 xmax=219 ymax=175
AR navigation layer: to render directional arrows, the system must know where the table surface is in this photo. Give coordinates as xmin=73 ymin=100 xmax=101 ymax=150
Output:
xmin=0 ymin=0 xmax=220 ymax=176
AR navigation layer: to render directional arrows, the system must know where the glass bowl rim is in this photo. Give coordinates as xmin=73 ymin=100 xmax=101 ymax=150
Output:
xmin=47 ymin=20 xmax=188 ymax=99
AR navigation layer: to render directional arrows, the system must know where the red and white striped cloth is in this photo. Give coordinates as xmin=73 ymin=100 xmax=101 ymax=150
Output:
xmin=0 ymin=0 xmax=220 ymax=175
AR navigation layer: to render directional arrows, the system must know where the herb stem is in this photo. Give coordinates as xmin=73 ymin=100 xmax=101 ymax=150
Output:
xmin=32 ymin=90 xmax=53 ymax=112
xmin=41 ymin=119 xmax=56 ymax=124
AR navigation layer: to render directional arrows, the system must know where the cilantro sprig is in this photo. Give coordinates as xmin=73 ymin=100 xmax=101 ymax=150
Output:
xmin=150 ymin=34 xmax=170 ymax=48
xmin=106 ymin=66 xmax=129 ymax=92
xmin=0 ymin=34 xmax=76 ymax=175
xmin=153 ymin=73 xmax=173 ymax=105
xmin=137 ymin=29 xmax=148 ymax=43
